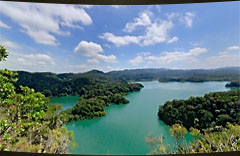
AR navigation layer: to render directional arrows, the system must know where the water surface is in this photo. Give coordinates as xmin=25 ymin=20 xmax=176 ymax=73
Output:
xmin=50 ymin=96 xmax=79 ymax=110
xmin=52 ymin=81 xmax=230 ymax=155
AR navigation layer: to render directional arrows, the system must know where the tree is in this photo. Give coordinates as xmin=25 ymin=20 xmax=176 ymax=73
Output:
xmin=0 ymin=45 xmax=8 ymax=61
xmin=145 ymin=123 xmax=240 ymax=154
xmin=0 ymin=45 xmax=75 ymax=153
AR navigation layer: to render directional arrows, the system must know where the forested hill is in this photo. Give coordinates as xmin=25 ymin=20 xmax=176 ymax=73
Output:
xmin=16 ymin=70 xmax=125 ymax=97
xmin=16 ymin=70 xmax=144 ymax=122
xmin=107 ymin=67 xmax=240 ymax=82
xmin=158 ymin=90 xmax=240 ymax=130
xmin=16 ymin=67 xmax=239 ymax=96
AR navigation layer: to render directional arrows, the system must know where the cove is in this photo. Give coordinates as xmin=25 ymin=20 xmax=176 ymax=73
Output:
xmin=50 ymin=96 xmax=79 ymax=110
xmin=51 ymin=81 xmax=230 ymax=155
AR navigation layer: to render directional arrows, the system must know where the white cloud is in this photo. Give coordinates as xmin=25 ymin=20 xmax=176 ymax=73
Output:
xmin=100 ymin=20 xmax=174 ymax=47
xmin=99 ymin=33 xmax=140 ymax=47
xmin=74 ymin=41 xmax=118 ymax=63
xmin=199 ymin=45 xmax=240 ymax=68
xmin=87 ymin=59 xmax=99 ymax=64
xmin=0 ymin=51 xmax=55 ymax=72
xmin=0 ymin=2 xmax=92 ymax=46
xmin=1 ymin=40 xmax=20 ymax=49
xmin=146 ymin=47 xmax=207 ymax=64
xmin=129 ymin=56 xmax=144 ymax=66
xmin=129 ymin=47 xmax=207 ymax=67
xmin=129 ymin=46 xmax=239 ymax=69
xmin=18 ymin=53 xmax=55 ymax=66
xmin=200 ymin=51 xmax=240 ymax=69
xmin=97 ymin=54 xmax=117 ymax=63
xmin=166 ymin=12 xmax=195 ymax=28
xmin=123 ymin=12 xmax=152 ymax=33
xmin=227 ymin=46 xmax=240 ymax=51
xmin=180 ymin=12 xmax=195 ymax=28
xmin=142 ymin=20 xmax=173 ymax=46
xmin=167 ymin=36 xmax=179 ymax=43
xmin=100 ymin=11 xmax=180 ymax=47
xmin=74 ymin=41 xmax=103 ymax=57
xmin=0 ymin=20 xmax=11 ymax=29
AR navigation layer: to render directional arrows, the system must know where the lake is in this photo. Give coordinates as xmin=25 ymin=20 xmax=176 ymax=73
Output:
xmin=50 ymin=81 xmax=230 ymax=155
xmin=50 ymin=96 xmax=79 ymax=110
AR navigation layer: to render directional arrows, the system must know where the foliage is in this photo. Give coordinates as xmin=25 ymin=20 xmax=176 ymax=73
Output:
xmin=15 ymin=69 xmax=144 ymax=122
xmin=226 ymin=80 xmax=240 ymax=88
xmin=0 ymin=45 xmax=8 ymax=61
xmin=60 ymin=82 xmax=143 ymax=122
xmin=0 ymin=46 xmax=74 ymax=153
xmin=158 ymin=90 xmax=240 ymax=130
xmin=146 ymin=123 xmax=240 ymax=154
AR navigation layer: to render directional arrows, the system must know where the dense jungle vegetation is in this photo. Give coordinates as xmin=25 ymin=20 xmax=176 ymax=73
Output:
xmin=147 ymin=89 xmax=240 ymax=154
xmin=16 ymin=70 xmax=143 ymax=122
xmin=60 ymin=82 xmax=143 ymax=122
xmin=0 ymin=46 xmax=75 ymax=153
xmin=158 ymin=90 xmax=240 ymax=130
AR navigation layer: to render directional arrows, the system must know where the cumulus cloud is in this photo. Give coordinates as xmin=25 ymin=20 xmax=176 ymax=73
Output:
xmin=129 ymin=56 xmax=144 ymax=66
xmin=100 ymin=19 xmax=174 ymax=46
xmin=87 ymin=59 xmax=99 ymax=64
xmin=74 ymin=41 xmax=117 ymax=63
xmin=0 ymin=2 xmax=92 ymax=46
xmin=100 ymin=10 xmax=185 ymax=47
xmin=129 ymin=47 xmax=207 ymax=67
xmin=123 ymin=12 xmax=152 ymax=33
xmin=0 ymin=51 xmax=56 ymax=72
xmin=17 ymin=53 xmax=55 ymax=66
xmin=129 ymin=45 xmax=240 ymax=69
xmin=1 ymin=40 xmax=20 ymax=50
xmin=167 ymin=36 xmax=179 ymax=43
xmin=99 ymin=33 xmax=140 ymax=47
xmin=200 ymin=51 xmax=240 ymax=69
xmin=0 ymin=20 xmax=11 ymax=29
xmin=145 ymin=47 xmax=207 ymax=64
xmin=198 ymin=45 xmax=240 ymax=68
xmin=227 ymin=46 xmax=240 ymax=51
xmin=74 ymin=41 xmax=103 ymax=57
xmin=141 ymin=20 xmax=174 ymax=46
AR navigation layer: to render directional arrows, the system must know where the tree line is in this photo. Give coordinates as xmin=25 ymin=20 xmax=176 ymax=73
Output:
xmin=158 ymin=90 xmax=240 ymax=130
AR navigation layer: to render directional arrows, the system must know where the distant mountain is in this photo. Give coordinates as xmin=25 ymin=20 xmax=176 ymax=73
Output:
xmin=106 ymin=67 xmax=240 ymax=82
xmin=16 ymin=67 xmax=239 ymax=96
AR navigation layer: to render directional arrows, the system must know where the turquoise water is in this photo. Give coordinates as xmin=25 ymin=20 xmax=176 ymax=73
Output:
xmin=50 ymin=96 xmax=79 ymax=110
xmin=51 ymin=81 xmax=230 ymax=155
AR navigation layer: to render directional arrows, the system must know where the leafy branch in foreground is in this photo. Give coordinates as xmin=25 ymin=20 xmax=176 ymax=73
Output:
xmin=0 ymin=45 xmax=8 ymax=61
xmin=0 ymin=45 xmax=75 ymax=153
xmin=146 ymin=123 xmax=240 ymax=154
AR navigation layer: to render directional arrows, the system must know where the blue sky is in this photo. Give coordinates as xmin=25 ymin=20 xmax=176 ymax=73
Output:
xmin=0 ymin=1 xmax=239 ymax=73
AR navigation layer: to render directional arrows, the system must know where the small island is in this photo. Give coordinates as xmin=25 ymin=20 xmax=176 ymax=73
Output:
xmin=225 ymin=80 xmax=240 ymax=87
